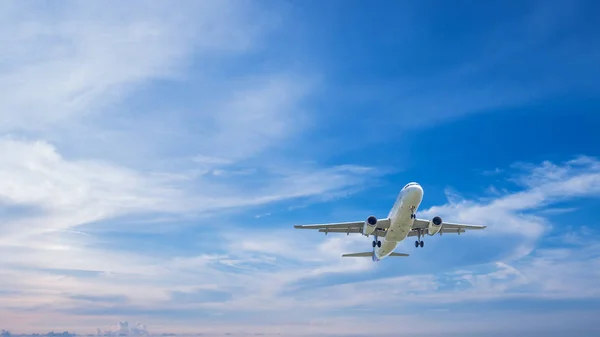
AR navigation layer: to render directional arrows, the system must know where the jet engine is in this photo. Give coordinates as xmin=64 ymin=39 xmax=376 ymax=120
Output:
xmin=427 ymin=216 xmax=443 ymax=235
xmin=362 ymin=215 xmax=378 ymax=236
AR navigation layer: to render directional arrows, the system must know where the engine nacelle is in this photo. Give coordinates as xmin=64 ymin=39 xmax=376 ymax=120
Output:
xmin=427 ymin=216 xmax=443 ymax=235
xmin=362 ymin=215 xmax=378 ymax=236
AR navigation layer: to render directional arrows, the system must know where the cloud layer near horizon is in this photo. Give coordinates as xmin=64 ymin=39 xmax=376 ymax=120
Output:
xmin=3 ymin=149 xmax=600 ymax=334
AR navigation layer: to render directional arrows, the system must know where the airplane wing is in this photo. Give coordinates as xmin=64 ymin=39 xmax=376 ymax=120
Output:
xmin=342 ymin=251 xmax=409 ymax=257
xmin=411 ymin=218 xmax=486 ymax=235
xmin=294 ymin=218 xmax=391 ymax=237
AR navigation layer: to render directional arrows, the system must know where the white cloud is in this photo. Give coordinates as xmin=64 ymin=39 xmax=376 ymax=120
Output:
xmin=0 ymin=0 xmax=379 ymax=233
xmin=421 ymin=155 xmax=600 ymax=243
xmin=0 ymin=0 xmax=304 ymax=172
xmin=0 ymin=0 xmax=264 ymax=131
xmin=197 ymin=74 xmax=318 ymax=161
xmin=0 ymin=137 xmax=192 ymax=243
xmin=0 ymin=136 xmax=380 ymax=273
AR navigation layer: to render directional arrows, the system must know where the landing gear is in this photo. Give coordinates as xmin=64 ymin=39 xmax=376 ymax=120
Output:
xmin=414 ymin=229 xmax=424 ymax=248
xmin=410 ymin=206 xmax=417 ymax=219
xmin=372 ymin=233 xmax=382 ymax=248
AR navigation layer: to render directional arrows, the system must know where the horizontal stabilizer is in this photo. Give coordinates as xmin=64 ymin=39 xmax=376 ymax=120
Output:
xmin=389 ymin=252 xmax=409 ymax=257
xmin=342 ymin=252 xmax=373 ymax=257
xmin=341 ymin=252 xmax=410 ymax=257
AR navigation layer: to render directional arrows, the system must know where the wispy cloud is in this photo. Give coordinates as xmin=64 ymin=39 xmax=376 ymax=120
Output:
xmin=0 ymin=1 xmax=382 ymax=332
xmin=0 ymin=1 xmax=247 ymax=129
xmin=423 ymin=156 xmax=600 ymax=240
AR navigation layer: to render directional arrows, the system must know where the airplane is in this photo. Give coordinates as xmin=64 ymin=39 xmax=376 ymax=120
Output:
xmin=293 ymin=182 xmax=486 ymax=261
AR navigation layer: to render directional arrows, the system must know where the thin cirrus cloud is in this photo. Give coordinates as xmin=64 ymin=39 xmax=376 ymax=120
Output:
xmin=0 ymin=0 xmax=364 ymax=236
xmin=421 ymin=156 xmax=600 ymax=239
xmin=0 ymin=0 xmax=311 ymax=167
xmin=0 ymin=0 xmax=265 ymax=130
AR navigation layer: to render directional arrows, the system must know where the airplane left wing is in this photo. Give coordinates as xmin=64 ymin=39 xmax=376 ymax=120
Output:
xmin=411 ymin=218 xmax=486 ymax=234
xmin=294 ymin=218 xmax=391 ymax=236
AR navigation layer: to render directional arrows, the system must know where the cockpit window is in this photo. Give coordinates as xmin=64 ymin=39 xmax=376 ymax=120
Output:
xmin=403 ymin=182 xmax=418 ymax=190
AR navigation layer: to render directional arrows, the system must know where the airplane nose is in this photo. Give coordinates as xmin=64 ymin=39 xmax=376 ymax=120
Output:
xmin=410 ymin=183 xmax=423 ymax=196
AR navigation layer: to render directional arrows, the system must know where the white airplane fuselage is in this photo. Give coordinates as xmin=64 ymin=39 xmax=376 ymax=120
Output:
xmin=372 ymin=183 xmax=424 ymax=261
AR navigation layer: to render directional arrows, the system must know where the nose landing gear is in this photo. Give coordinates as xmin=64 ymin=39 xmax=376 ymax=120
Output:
xmin=410 ymin=206 xmax=417 ymax=219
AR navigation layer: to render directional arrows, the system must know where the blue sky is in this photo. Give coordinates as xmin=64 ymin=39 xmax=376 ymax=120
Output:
xmin=1 ymin=0 xmax=599 ymax=335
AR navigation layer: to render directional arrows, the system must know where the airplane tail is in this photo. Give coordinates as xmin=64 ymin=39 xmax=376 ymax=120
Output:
xmin=341 ymin=252 xmax=409 ymax=257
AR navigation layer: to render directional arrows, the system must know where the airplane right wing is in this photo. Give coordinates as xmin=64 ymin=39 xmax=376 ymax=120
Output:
xmin=294 ymin=218 xmax=391 ymax=237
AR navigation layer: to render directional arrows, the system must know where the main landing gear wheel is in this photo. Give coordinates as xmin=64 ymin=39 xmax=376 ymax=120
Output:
xmin=372 ymin=240 xmax=381 ymax=248
xmin=410 ymin=213 xmax=416 ymax=219
xmin=415 ymin=228 xmax=424 ymax=248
